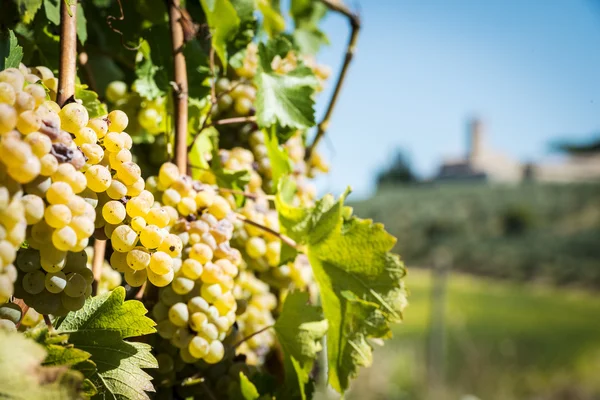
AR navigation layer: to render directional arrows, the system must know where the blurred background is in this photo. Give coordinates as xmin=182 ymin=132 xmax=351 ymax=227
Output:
xmin=309 ymin=0 xmax=600 ymax=399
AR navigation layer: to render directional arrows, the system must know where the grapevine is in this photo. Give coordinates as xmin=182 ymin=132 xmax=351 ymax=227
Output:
xmin=0 ymin=1 xmax=406 ymax=399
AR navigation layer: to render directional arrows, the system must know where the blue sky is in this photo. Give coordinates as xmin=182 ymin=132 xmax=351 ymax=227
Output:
xmin=308 ymin=0 xmax=600 ymax=199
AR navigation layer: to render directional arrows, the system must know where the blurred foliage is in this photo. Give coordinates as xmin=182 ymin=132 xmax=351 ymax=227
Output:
xmin=376 ymin=149 xmax=416 ymax=187
xmin=347 ymin=270 xmax=600 ymax=400
xmin=351 ymin=183 xmax=600 ymax=287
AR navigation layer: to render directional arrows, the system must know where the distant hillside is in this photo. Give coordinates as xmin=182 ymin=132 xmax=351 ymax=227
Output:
xmin=350 ymin=183 xmax=600 ymax=287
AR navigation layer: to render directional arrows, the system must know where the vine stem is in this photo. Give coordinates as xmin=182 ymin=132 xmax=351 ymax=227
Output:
xmin=167 ymin=0 xmax=189 ymax=175
xmin=305 ymin=0 xmax=361 ymax=162
xmin=57 ymin=0 xmax=78 ymax=106
xmin=213 ymin=115 xmax=256 ymax=126
xmin=91 ymin=240 xmax=106 ymax=296
xmin=235 ymin=213 xmax=298 ymax=249
xmin=233 ymin=325 xmax=274 ymax=349
xmin=43 ymin=314 xmax=55 ymax=334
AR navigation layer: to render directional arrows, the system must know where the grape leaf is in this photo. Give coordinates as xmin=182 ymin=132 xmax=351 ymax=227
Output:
xmin=56 ymin=287 xmax=158 ymax=400
xmin=274 ymin=291 xmax=328 ymax=400
xmin=228 ymin=372 xmax=260 ymax=400
xmin=0 ymin=329 xmax=85 ymax=399
xmin=228 ymin=0 xmax=256 ymax=60
xmin=290 ymin=0 xmax=329 ymax=54
xmin=75 ymin=83 xmax=108 ymax=118
xmin=264 ymin=126 xmax=292 ymax=191
xmin=275 ymin=178 xmax=408 ymax=394
xmin=0 ymin=29 xmax=24 ymax=70
xmin=76 ymin=2 xmax=87 ymax=45
xmin=134 ymin=53 xmax=163 ymax=100
xmin=257 ymin=0 xmax=285 ymax=37
xmin=57 ymin=287 xmax=156 ymax=338
xmin=43 ymin=0 xmax=60 ymax=24
xmin=200 ymin=0 xmax=240 ymax=68
xmin=16 ymin=0 xmax=44 ymax=24
xmin=255 ymin=37 xmax=318 ymax=130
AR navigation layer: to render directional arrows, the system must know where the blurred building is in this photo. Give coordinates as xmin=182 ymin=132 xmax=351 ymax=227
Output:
xmin=435 ymin=119 xmax=523 ymax=182
xmin=435 ymin=119 xmax=600 ymax=183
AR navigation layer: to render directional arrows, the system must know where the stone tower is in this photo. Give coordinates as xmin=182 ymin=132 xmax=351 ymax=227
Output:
xmin=468 ymin=118 xmax=484 ymax=164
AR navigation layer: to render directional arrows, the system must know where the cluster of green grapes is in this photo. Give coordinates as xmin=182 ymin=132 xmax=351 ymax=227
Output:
xmin=15 ymin=248 xmax=92 ymax=314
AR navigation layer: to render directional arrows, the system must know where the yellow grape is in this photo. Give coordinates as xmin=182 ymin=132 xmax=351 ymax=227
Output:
xmin=46 ymin=182 xmax=74 ymax=205
xmin=149 ymin=251 xmax=172 ymax=275
xmin=111 ymin=225 xmax=138 ymax=252
xmin=126 ymin=248 xmax=151 ymax=271
xmin=102 ymin=201 xmax=126 ymax=224
xmin=140 ymin=225 xmax=165 ymax=249
xmin=107 ymin=110 xmax=128 ymax=132
xmin=59 ymin=102 xmax=89 ymax=133
xmin=85 ymin=165 xmax=112 ymax=192
xmin=52 ymin=226 xmax=78 ymax=251
xmin=44 ymin=204 xmax=72 ymax=228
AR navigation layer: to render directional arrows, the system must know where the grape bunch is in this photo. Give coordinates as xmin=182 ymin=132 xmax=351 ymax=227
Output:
xmin=15 ymin=247 xmax=92 ymax=315
xmin=0 ymin=188 xmax=25 ymax=303
xmin=144 ymin=163 xmax=241 ymax=365
xmin=232 ymin=270 xmax=277 ymax=365
xmin=0 ymin=62 xmax=165 ymax=312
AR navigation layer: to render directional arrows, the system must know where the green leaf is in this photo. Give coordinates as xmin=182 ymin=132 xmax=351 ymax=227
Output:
xmin=200 ymin=0 xmax=241 ymax=68
xmin=133 ymin=47 xmax=163 ymax=100
xmin=44 ymin=0 xmax=60 ymax=25
xmin=16 ymin=0 xmax=44 ymax=24
xmin=228 ymin=372 xmax=260 ymax=400
xmin=255 ymin=37 xmax=318 ymax=130
xmin=275 ymin=177 xmax=341 ymax=244
xmin=0 ymin=29 xmax=24 ymax=70
xmin=257 ymin=0 xmax=285 ymax=37
xmin=189 ymin=134 xmax=214 ymax=176
xmin=0 ymin=330 xmax=85 ymax=399
xmin=293 ymin=27 xmax=329 ymax=55
xmin=75 ymin=83 xmax=108 ymax=119
xmin=183 ymin=39 xmax=211 ymax=99
xmin=44 ymin=344 xmax=92 ymax=367
xmin=275 ymin=182 xmax=408 ymax=394
xmin=56 ymin=287 xmax=158 ymax=400
xmin=290 ymin=0 xmax=329 ymax=54
xmin=264 ymin=126 xmax=291 ymax=191
xmin=76 ymin=2 xmax=87 ymax=45
xmin=57 ymin=286 xmax=156 ymax=338
xmin=274 ymin=291 xmax=328 ymax=400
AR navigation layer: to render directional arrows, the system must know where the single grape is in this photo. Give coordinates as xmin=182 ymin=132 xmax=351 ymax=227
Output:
xmin=124 ymin=268 xmax=147 ymax=287
xmin=64 ymin=272 xmax=87 ymax=297
xmin=61 ymin=292 xmax=86 ymax=311
xmin=45 ymin=271 xmax=67 ymax=294
xmin=203 ymin=340 xmax=225 ymax=364
xmin=168 ymin=302 xmax=189 ymax=327
xmin=59 ymin=102 xmax=89 ymax=133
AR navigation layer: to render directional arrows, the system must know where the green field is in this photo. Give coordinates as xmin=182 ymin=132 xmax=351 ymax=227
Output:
xmin=350 ymin=183 xmax=600 ymax=286
xmin=347 ymin=269 xmax=600 ymax=400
